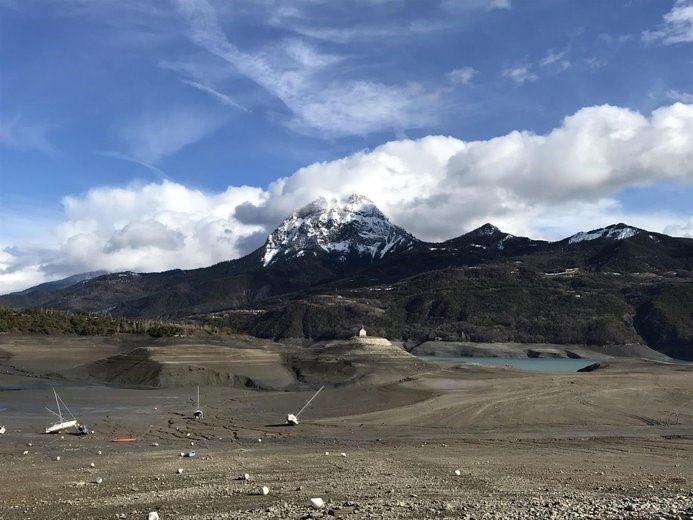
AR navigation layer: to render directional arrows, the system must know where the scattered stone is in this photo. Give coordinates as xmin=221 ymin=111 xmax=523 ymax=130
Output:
xmin=177 ymin=468 xmax=184 ymax=474
xmin=243 ymin=473 xmax=250 ymax=481
xmin=455 ymin=470 xmax=461 ymax=476
xmin=55 ymin=456 xmax=61 ymax=461
xmin=97 ymin=451 xmax=102 ymax=455
xmin=340 ymin=453 xmax=347 ymax=457
xmin=310 ymin=498 xmax=325 ymax=509
xmin=148 ymin=512 xmax=160 ymax=520
xmin=95 ymin=477 xmax=103 ymax=484
xmin=258 ymin=438 xmax=262 ymax=443
xmin=151 ymin=442 xmax=159 ymax=447
xmin=261 ymin=486 xmax=270 ymax=495
xmin=22 ymin=450 xmax=29 ymax=455
xmin=90 ymin=462 xmax=96 ymax=468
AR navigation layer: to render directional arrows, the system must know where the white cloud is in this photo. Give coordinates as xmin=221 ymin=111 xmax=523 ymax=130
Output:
xmin=180 ymin=79 xmax=249 ymax=112
xmin=1 ymin=102 xmax=692 ymax=294
xmin=0 ymin=114 xmax=55 ymax=154
xmin=643 ymin=0 xmax=693 ymax=44
xmin=119 ymin=106 xmax=228 ymax=163
xmin=448 ymin=67 xmax=479 ymax=86
xmin=174 ymin=0 xmax=438 ymax=137
xmin=664 ymin=217 xmax=693 ymax=237
xmin=667 ymin=89 xmax=693 ymax=103
xmin=488 ymin=0 xmax=511 ymax=10
xmin=540 ymin=49 xmax=570 ymax=71
xmin=502 ymin=64 xmax=538 ymax=84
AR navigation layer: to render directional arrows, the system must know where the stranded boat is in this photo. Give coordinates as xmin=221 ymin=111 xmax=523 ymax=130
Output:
xmin=45 ymin=388 xmax=78 ymax=434
xmin=287 ymin=385 xmax=324 ymax=426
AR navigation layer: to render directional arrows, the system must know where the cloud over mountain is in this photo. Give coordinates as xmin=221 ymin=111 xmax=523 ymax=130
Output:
xmin=1 ymin=102 xmax=691 ymax=294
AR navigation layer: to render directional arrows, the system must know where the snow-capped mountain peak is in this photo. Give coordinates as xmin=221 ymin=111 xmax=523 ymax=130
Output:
xmin=262 ymin=194 xmax=417 ymax=266
xmin=568 ymin=224 xmax=641 ymax=244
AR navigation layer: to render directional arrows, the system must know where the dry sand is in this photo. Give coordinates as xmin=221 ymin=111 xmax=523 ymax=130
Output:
xmin=0 ymin=334 xmax=691 ymax=519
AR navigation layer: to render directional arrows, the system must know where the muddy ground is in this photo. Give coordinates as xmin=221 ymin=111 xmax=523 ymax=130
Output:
xmin=0 ymin=335 xmax=691 ymax=519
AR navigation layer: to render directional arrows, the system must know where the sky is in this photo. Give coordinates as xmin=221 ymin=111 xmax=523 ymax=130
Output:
xmin=1 ymin=0 xmax=692 ymax=294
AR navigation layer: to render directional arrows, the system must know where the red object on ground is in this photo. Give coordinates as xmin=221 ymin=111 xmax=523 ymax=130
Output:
xmin=111 ymin=437 xmax=137 ymax=442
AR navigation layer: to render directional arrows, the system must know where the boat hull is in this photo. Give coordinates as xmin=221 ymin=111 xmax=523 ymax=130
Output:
xmin=45 ymin=420 xmax=78 ymax=434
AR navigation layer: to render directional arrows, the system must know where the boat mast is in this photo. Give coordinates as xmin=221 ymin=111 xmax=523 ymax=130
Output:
xmin=295 ymin=386 xmax=325 ymax=419
xmin=53 ymin=388 xmax=62 ymax=422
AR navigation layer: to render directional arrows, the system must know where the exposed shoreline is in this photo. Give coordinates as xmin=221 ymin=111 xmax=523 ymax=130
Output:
xmin=0 ymin=334 xmax=691 ymax=519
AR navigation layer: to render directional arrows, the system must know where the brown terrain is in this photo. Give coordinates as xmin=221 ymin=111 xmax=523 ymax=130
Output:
xmin=0 ymin=334 xmax=691 ymax=520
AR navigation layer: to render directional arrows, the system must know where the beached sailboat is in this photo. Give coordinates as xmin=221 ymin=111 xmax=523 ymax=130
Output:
xmin=45 ymin=388 xmax=78 ymax=434
xmin=287 ymin=386 xmax=324 ymax=426
xmin=193 ymin=385 xmax=203 ymax=419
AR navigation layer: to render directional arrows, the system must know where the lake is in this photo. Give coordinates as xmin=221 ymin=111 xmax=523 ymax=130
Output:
xmin=417 ymin=356 xmax=598 ymax=373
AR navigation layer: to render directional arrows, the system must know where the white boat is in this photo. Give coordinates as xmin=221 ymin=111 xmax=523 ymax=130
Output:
xmin=286 ymin=386 xmax=324 ymax=426
xmin=45 ymin=388 xmax=78 ymax=434
xmin=193 ymin=385 xmax=203 ymax=419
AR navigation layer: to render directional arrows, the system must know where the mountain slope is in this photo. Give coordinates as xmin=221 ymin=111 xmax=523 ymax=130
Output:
xmin=0 ymin=194 xmax=691 ymax=358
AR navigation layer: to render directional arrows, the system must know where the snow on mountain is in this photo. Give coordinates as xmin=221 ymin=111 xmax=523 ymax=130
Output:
xmin=568 ymin=224 xmax=640 ymax=244
xmin=262 ymin=194 xmax=417 ymax=266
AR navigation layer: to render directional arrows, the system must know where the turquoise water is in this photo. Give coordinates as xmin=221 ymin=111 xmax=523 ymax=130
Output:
xmin=417 ymin=356 xmax=598 ymax=373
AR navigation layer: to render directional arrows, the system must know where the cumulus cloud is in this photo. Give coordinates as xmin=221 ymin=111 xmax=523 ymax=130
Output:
xmin=643 ymin=0 xmax=693 ymax=44
xmin=1 ymin=102 xmax=692 ymax=294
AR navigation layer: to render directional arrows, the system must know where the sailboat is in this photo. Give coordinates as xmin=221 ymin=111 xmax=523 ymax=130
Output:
xmin=45 ymin=388 xmax=78 ymax=434
xmin=193 ymin=385 xmax=203 ymax=419
xmin=287 ymin=385 xmax=324 ymax=426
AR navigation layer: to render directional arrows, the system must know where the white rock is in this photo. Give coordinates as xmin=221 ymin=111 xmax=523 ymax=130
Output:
xmin=310 ymin=498 xmax=325 ymax=509
xmin=22 ymin=450 xmax=29 ymax=455
xmin=0 ymin=426 xmax=5 ymax=434
xmin=258 ymin=438 xmax=262 ymax=443
xmin=186 ymin=432 xmax=191 ymax=437
xmin=90 ymin=462 xmax=95 ymax=468
xmin=97 ymin=450 xmax=102 ymax=455
xmin=177 ymin=468 xmax=184 ymax=474
xmin=190 ymin=442 xmax=194 ymax=446
xmin=243 ymin=473 xmax=250 ymax=481
xmin=95 ymin=477 xmax=103 ymax=484
xmin=27 ymin=443 xmax=32 ymax=447
xmin=340 ymin=452 xmax=347 ymax=457
xmin=180 ymin=452 xmax=185 ymax=457
xmin=454 ymin=469 xmax=461 ymax=476
xmin=261 ymin=486 xmax=269 ymax=495
xmin=325 ymin=451 xmax=329 ymax=456
xmin=148 ymin=512 xmax=160 ymax=520
xmin=151 ymin=442 xmax=159 ymax=447
xmin=55 ymin=456 xmax=61 ymax=461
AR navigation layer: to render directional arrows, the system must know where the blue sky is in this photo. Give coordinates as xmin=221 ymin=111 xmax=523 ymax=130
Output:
xmin=1 ymin=0 xmax=692 ymax=293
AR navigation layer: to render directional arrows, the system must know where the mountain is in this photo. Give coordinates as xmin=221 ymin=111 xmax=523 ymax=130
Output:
xmin=261 ymin=194 xmax=417 ymax=266
xmin=16 ymin=271 xmax=109 ymax=295
xmin=1 ymin=194 xmax=691 ymax=359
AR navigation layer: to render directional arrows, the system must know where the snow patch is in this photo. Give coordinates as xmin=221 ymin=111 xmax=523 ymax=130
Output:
xmin=568 ymin=226 xmax=639 ymax=244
